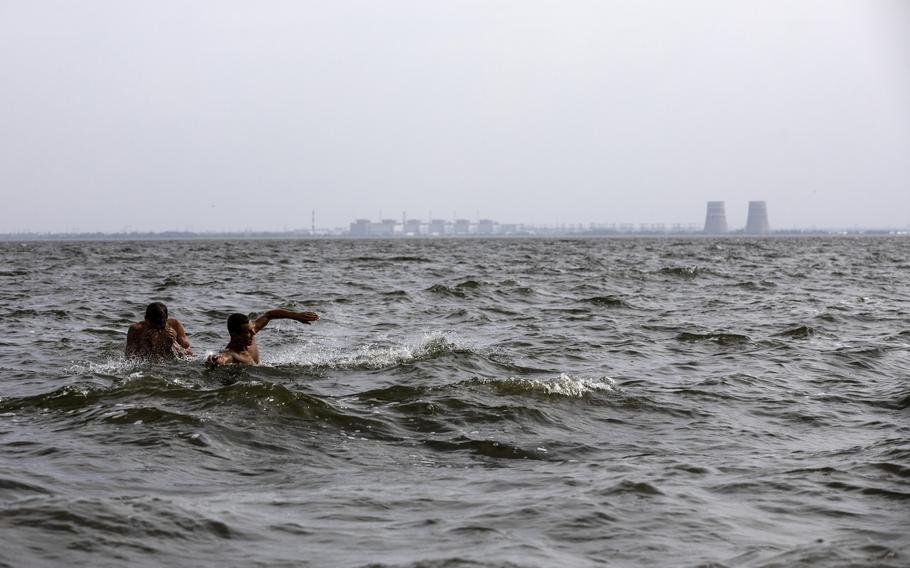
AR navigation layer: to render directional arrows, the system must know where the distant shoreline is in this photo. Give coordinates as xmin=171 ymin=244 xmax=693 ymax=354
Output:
xmin=1 ymin=229 xmax=906 ymax=242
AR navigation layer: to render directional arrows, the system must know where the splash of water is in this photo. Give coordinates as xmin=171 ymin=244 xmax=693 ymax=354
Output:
xmin=473 ymin=373 xmax=616 ymax=398
xmin=264 ymin=332 xmax=476 ymax=370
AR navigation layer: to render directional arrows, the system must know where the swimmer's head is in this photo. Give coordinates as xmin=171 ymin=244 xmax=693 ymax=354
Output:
xmin=227 ymin=313 xmax=250 ymax=336
xmin=227 ymin=313 xmax=255 ymax=346
xmin=145 ymin=302 xmax=168 ymax=329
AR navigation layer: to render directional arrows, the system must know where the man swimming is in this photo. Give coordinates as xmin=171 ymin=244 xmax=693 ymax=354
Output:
xmin=205 ymin=309 xmax=319 ymax=366
xmin=126 ymin=302 xmax=193 ymax=360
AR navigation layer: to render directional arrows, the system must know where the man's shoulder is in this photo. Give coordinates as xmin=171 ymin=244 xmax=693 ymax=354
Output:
xmin=128 ymin=321 xmax=147 ymax=332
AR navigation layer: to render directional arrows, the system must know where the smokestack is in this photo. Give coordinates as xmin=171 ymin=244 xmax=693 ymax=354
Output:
xmin=703 ymin=201 xmax=728 ymax=234
xmin=745 ymin=201 xmax=770 ymax=234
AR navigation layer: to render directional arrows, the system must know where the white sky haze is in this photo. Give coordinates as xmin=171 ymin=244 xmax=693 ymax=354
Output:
xmin=1 ymin=1 xmax=908 ymax=232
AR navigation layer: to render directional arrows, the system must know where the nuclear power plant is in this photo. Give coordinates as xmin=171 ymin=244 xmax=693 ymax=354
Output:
xmin=745 ymin=201 xmax=770 ymax=234
xmin=703 ymin=201 xmax=770 ymax=234
xmin=703 ymin=201 xmax=728 ymax=234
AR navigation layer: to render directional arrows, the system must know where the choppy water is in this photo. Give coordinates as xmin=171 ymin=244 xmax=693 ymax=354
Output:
xmin=0 ymin=236 xmax=908 ymax=567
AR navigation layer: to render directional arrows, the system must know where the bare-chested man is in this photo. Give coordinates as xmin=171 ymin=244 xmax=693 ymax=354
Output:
xmin=126 ymin=302 xmax=193 ymax=360
xmin=205 ymin=309 xmax=318 ymax=366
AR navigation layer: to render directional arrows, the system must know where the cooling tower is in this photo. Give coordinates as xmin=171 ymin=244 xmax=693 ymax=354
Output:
xmin=745 ymin=201 xmax=770 ymax=234
xmin=703 ymin=201 xmax=728 ymax=234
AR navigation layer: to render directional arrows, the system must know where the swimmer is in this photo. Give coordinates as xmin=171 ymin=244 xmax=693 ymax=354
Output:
xmin=205 ymin=309 xmax=319 ymax=366
xmin=126 ymin=302 xmax=193 ymax=360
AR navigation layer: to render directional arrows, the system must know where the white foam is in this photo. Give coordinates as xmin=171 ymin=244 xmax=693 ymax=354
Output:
xmin=65 ymin=356 xmax=144 ymax=376
xmin=478 ymin=373 xmax=616 ymax=397
xmin=264 ymin=331 xmax=473 ymax=370
xmin=65 ymin=356 xmax=200 ymax=389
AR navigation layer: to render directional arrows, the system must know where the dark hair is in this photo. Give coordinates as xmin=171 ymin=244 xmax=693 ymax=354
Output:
xmin=145 ymin=302 xmax=168 ymax=329
xmin=227 ymin=313 xmax=250 ymax=336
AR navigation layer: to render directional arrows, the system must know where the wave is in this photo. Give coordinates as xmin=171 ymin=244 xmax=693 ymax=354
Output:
xmin=265 ymin=333 xmax=479 ymax=370
xmin=65 ymin=355 xmax=197 ymax=376
xmin=600 ymin=479 xmax=664 ymax=496
xmin=97 ymin=405 xmax=204 ymax=427
xmin=361 ymin=373 xmax=571 ymax=403
xmin=730 ymin=280 xmax=777 ymax=289
xmin=382 ymin=290 xmax=410 ymax=298
xmin=5 ymin=308 xmax=70 ymax=319
xmin=0 ymin=495 xmax=236 ymax=543
xmin=355 ymin=383 xmax=430 ymax=403
xmin=348 ymin=256 xmax=432 ymax=263
xmin=455 ymin=279 xmax=485 ymax=290
xmin=579 ymin=295 xmax=631 ymax=309
xmin=658 ymin=266 xmax=710 ymax=279
xmin=0 ymin=475 xmax=53 ymax=496
xmin=775 ymin=325 xmax=816 ymax=339
xmin=0 ymin=376 xmax=197 ymax=415
xmin=423 ymin=436 xmax=547 ymax=460
xmin=189 ymin=380 xmax=391 ymax=431
xmin=388 ymin=256 xmax=432 ymax=262
xmin=426 ymin=283 xmax=462 ymax=297
xmin=154 ymin=276 xmax=184 ymax=290
xmin=426 ymin=279 xmax=488 ymax=297
xmin=352 ymin=376 xmax=597 ymax=437
xmin=675 ymin=332 xmax=751 ymax=345
xmin=466 ymin=374 xmax=617 ymax=398
xmin=0 ymin=269 xmax=29 ymax=278
xmin=869 ymin=462 xmax=910 ymax=478
xmin=0 ymin=375 xmax=395 ymax=439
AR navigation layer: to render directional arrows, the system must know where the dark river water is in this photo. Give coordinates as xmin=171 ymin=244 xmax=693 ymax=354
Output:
xmin=0 ymin=236 xmax=907 ymax=567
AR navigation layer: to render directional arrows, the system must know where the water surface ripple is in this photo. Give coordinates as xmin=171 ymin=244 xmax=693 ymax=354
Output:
xmin=0 ymin=237 xmax=908 ymax=567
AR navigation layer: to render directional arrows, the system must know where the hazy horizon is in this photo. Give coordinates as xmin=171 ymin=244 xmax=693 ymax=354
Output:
xmin=2 ymin=1 xmax=908 ymax=233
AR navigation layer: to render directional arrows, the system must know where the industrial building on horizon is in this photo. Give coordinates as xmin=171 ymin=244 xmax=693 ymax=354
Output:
xmin=350 ymin=218 xmax=517 ymax=237
xmin=745 ymin=201 xmax=770 ymax=234
xmin=703 ymin=201 xmax=770 ymax=234
xmin=10 ymin=198 xmax=910 ymax=239
xmin=347 ymin=201 xmax=772 ymax=237
xmin=347 ymin=217 xmax=707 ymax=237
xmin=704 ymin=201 xmax=728 ymax=234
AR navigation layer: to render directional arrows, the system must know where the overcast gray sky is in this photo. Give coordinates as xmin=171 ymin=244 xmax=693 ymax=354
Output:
xmin=1 ymin=1 xmax=908 ymax=232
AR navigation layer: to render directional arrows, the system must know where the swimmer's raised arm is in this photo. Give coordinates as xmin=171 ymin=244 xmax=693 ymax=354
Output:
xmin=251 ymin=309 xmax=319 ymax=333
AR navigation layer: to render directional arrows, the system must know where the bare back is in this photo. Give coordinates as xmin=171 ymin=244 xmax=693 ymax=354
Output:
xmin=126 ymin=318 xmax=192 ymax=360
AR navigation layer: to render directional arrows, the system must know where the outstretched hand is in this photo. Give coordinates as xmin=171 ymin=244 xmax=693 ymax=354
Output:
xmin=297 ymin=311 xmax=319 ymax=324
